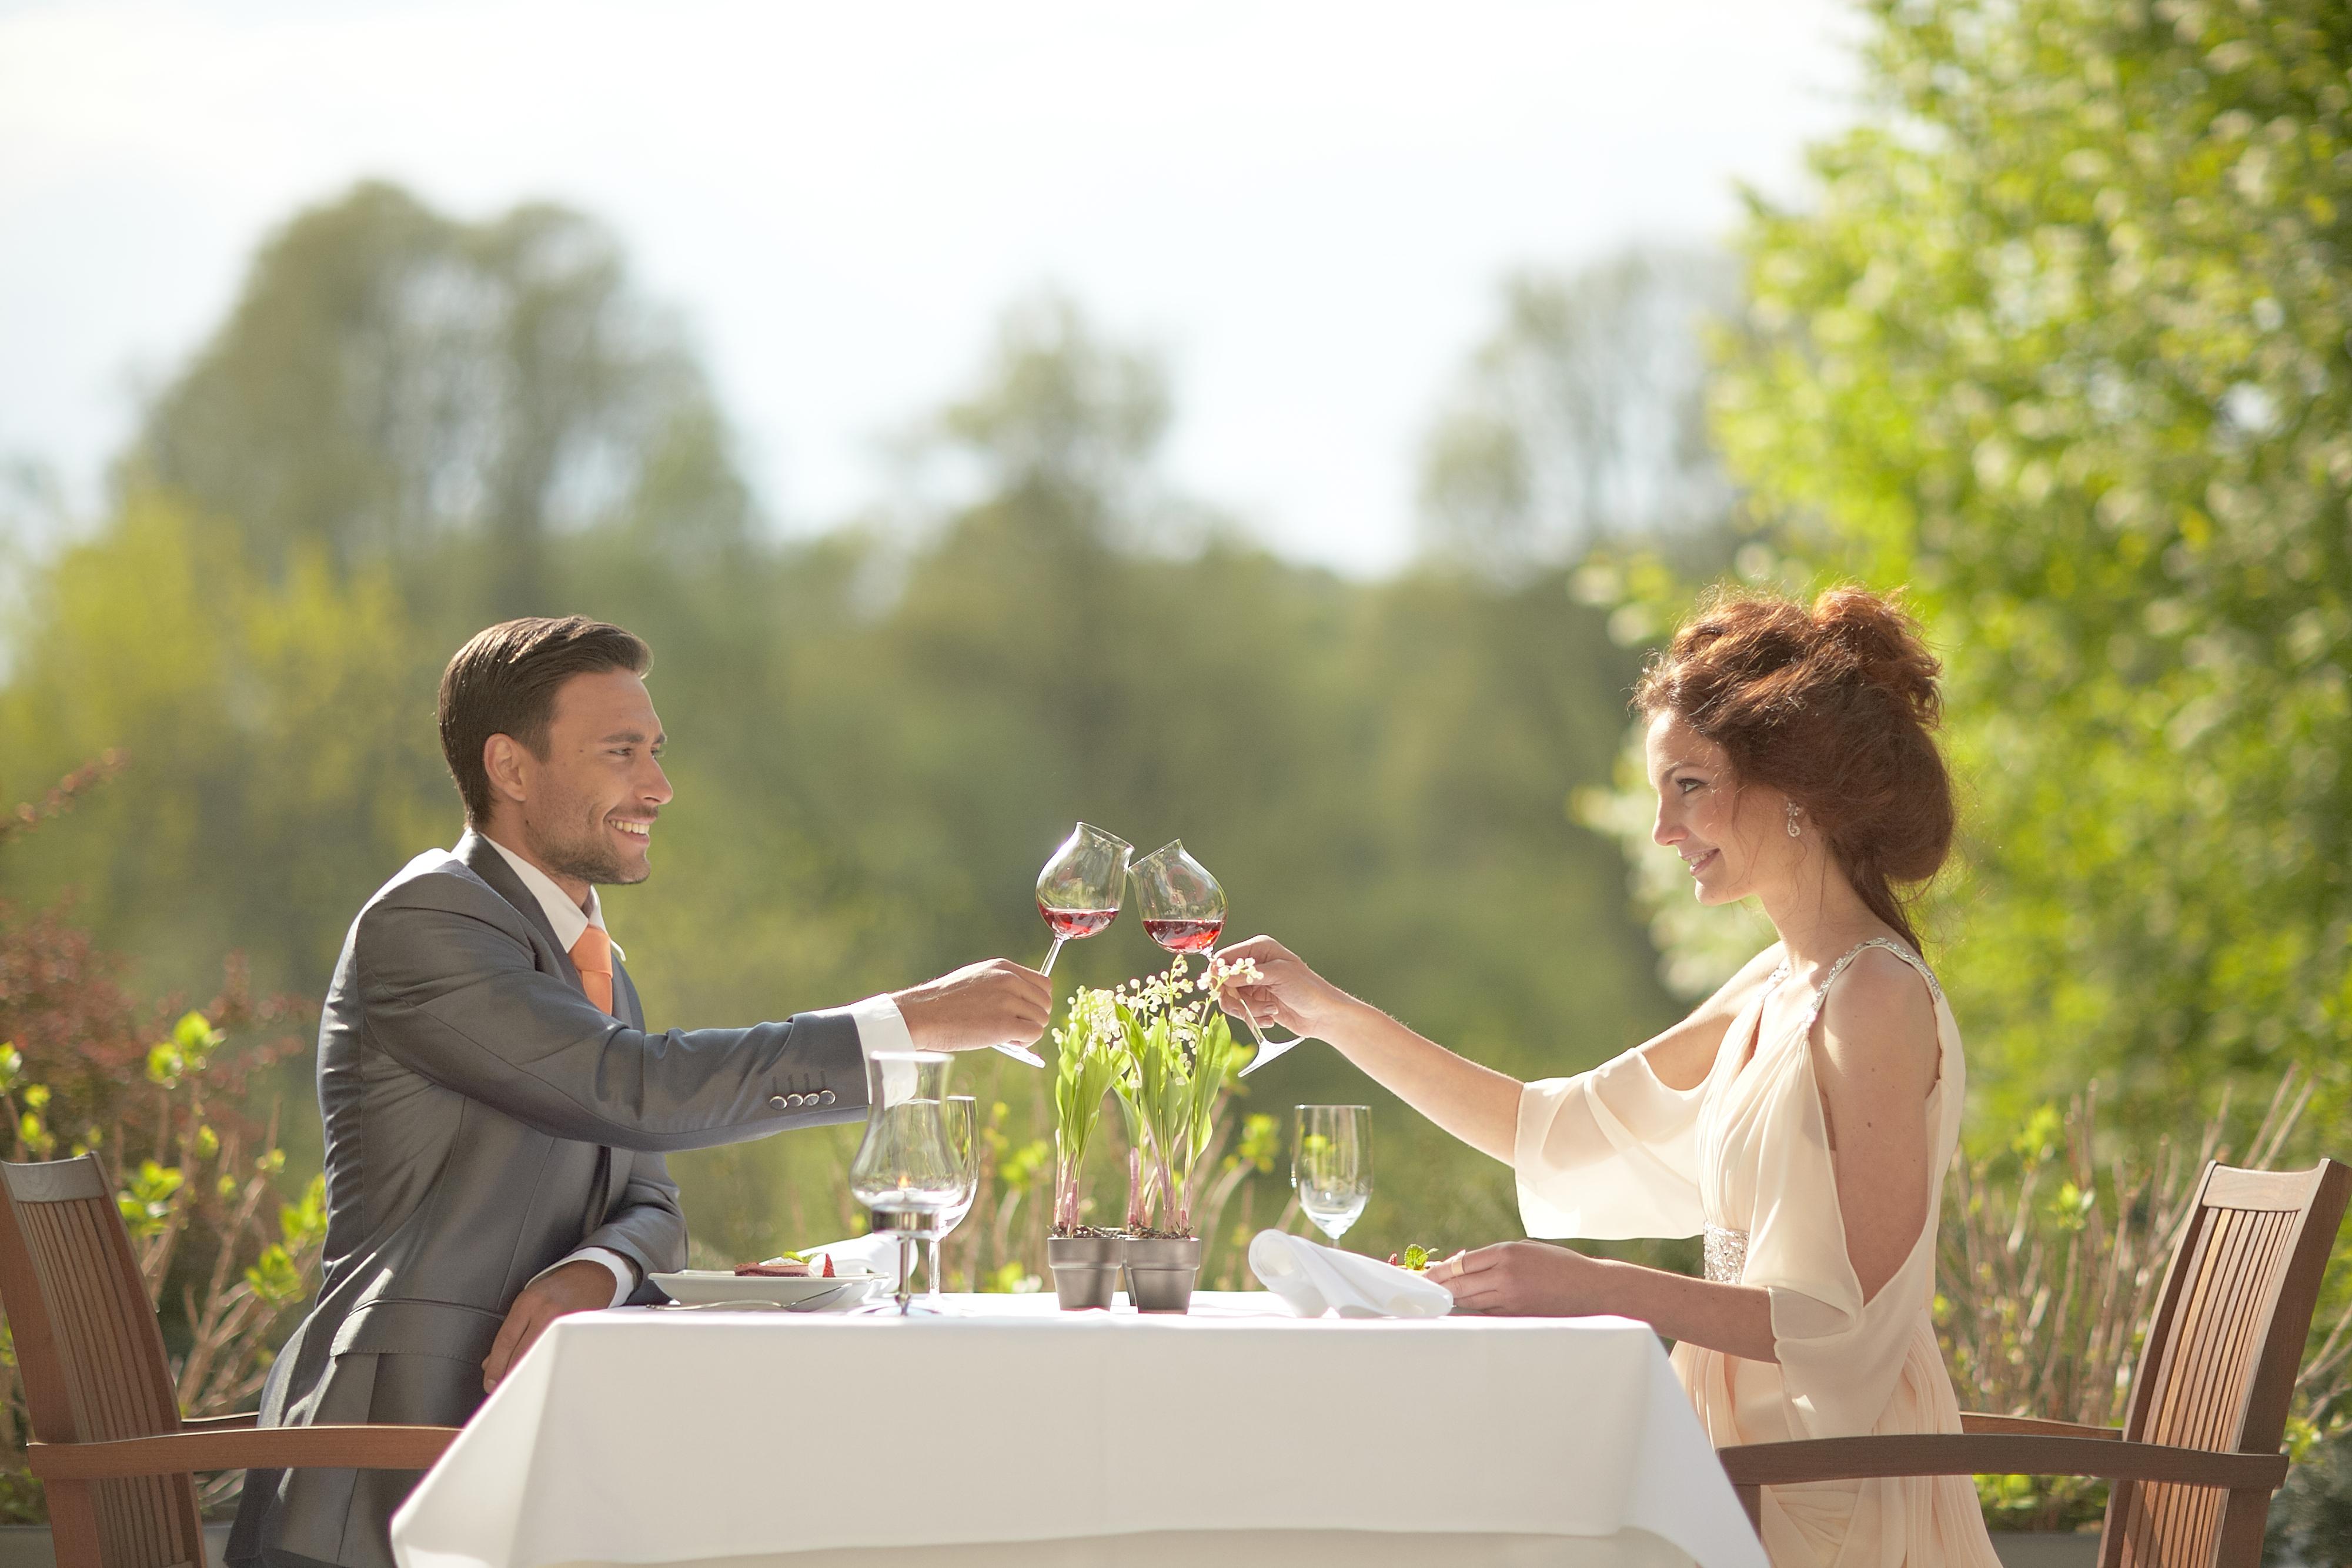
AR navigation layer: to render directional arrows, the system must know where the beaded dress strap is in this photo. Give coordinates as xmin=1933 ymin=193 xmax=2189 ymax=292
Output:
xmin=1702 ymin=1224 xmax=1749 ymax=1285
xmin=1803 ymin=936 xmax=1942 ymax=1026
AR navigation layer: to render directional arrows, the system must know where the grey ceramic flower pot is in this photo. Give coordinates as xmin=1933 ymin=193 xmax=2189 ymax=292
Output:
xmin=1122 ymin=1235 xmax=1202 ymax=1313
xmin=1047 ymin=1233 xmax=1125 ymax=1310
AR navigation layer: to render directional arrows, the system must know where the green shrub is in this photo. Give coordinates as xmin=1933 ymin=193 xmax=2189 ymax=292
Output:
xmin=0 ymin=765 xmax=322 ymax=1518
xmin=1939 ymin=1068 xmax=2350 ymax=1532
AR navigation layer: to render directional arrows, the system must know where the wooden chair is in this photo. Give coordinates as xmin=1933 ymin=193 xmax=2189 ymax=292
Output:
xmin=1719 ymin=1159 xmax=2350 ymax=1568
xmin=0 ymin=1154 xmax=460 ymax=1568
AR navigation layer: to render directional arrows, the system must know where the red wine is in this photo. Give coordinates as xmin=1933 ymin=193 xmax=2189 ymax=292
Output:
xmin=1040 ymin=904 xmax=1117 ymax=940
xmin=1144 ymin=917 xmax=1222 ymax=953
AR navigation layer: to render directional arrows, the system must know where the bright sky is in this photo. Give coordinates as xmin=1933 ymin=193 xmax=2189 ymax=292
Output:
xmin=0 ymin=0 xmax=1860 ymax=576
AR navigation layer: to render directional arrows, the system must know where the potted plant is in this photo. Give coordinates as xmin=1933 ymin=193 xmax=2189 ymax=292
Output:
xmin=1045 ymin=988 xmax=1124 ymax=1309
xmin=1108 ymin=958 xmax=1249 ymax=1313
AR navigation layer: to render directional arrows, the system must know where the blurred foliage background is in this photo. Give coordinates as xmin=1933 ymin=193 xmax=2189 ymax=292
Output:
xmin=0 ymin=178 xmax=1678 ymax=1275
xmin=4 ymin=0 xmax=2351 ymax=1547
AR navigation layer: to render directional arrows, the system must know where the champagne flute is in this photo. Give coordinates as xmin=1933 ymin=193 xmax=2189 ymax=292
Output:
xmin=847 ymin=1051 xmax=966 ymax=1315
xmin=1128 ymin=840 xmax=1312 ymax=1075
xmin=1292 ymin=1104 xmax=1372 ymax=1243
xmin=1035 ymin=823 xmax=1133 ymax=978
xmin=923 ymin=1095 xmax=978 ymax=1306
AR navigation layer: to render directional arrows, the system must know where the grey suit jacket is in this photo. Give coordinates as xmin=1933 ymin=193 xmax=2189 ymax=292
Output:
xmin=228 ymin=832 xmax=867 ymax=1568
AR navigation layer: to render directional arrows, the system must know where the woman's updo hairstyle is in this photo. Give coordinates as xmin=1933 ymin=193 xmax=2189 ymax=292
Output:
xmin=1634 ymin=584 xmax=1954 ymax=953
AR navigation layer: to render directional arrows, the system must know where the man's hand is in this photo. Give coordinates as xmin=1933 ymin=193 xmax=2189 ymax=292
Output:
xmin=482 ymin=1259 xmax=617 ymax=1392
xmin=1424 ymin=1240 xmax=1609 ymax=1316
xmin=893 ymin=959 xmax=1052 ymax=1055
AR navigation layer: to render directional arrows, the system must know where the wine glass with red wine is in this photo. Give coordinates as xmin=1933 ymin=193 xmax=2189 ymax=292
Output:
xmin=1125 ymin=840 xmax=1295 ymax=1073
xmin=1035 ymin=823 xmax=1134 ymax=979
xmin=1127 ymin=840 xmax=1225 ymax=961
xmin=1128 ymin=840 xmax=1317 ymax=1078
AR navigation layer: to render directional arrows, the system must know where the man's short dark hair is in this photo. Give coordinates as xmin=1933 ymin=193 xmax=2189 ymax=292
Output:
xmin=438 ymin=617 xmax=652 ymax=825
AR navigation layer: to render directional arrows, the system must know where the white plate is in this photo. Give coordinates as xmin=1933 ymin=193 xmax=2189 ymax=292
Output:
xmin=650 ymin=1269 xmax=880 ymax=1309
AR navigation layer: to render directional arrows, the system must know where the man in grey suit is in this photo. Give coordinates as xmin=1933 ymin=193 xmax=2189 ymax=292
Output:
xmin=228 ymin=616 xmax=1049 ymax=1568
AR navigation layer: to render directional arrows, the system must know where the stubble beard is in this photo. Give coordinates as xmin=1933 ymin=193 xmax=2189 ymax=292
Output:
xmin=525 ymin=805 xmax=649 ymax=888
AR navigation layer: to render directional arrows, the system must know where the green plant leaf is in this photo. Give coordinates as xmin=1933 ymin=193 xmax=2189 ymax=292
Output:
xmin=173 ymin=1011 xmax=225 ymax=1062
xmin=279 ymin=1172 xmax=327 ymax=1252
xmin=243 ymin=1244 xmax=306 ymax=1306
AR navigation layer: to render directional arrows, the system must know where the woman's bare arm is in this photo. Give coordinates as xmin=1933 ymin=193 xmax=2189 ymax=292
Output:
xmin=1598 ymin=1261 xmax=1778 ymax=1359
xmin=1809 ymin=948 xmax=1942 ymax=1302
xmin=1430 ymin=1241 xmax=1779 ymax=1359
xmin=1289 ymin=997 xmax=1525 ymax=1162
xmin=1214 ymin=936 xmax=1786 ymax=1166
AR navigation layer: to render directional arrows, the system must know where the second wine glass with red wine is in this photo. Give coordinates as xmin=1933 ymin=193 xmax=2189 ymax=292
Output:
xmin=1127 ymin=839 xmax=1225 ymax=961
xmin=1128 ymin=840 xmax=1317 ymax=1078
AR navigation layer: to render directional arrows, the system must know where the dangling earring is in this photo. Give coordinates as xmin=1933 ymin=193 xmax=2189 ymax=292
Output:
xmin=1785 ymin=800 xmax=1802 ymax=838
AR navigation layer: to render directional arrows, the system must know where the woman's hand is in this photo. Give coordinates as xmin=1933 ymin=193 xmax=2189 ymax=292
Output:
xmin=1212 ymin=935 xmax=1356 ymax=1040
xmin=1425 ymin=1240 xmax=1611 ymax=1316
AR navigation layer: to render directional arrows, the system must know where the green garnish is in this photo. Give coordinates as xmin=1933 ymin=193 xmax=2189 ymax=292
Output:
xmin=1401 ymin=1243 xmax=1431 ymax=1272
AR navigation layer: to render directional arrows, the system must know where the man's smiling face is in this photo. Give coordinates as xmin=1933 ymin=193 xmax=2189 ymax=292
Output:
xmin=510 ymin=668 xmax=671 ymax=891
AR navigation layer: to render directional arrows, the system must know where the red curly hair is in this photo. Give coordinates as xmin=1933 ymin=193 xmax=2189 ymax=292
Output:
xmin=1635 ymin=585 xmax=1954 ymax=952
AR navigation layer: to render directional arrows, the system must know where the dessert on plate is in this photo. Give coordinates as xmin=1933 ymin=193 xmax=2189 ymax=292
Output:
xmin=733 ymin=1250 xmax=838 ymax=1278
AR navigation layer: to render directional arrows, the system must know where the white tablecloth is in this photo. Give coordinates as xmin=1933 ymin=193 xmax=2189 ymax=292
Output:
xmin=391 ymin=1293 xmax=1765 ymax=1568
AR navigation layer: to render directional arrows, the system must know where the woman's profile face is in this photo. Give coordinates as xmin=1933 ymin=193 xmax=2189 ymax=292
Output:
xmin=1645 ymin=710 xmax=1791 ymax=907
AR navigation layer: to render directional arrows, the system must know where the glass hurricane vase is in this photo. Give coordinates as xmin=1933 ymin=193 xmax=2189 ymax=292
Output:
xmin=847 ymin=1051 xmax=970 ymax=1315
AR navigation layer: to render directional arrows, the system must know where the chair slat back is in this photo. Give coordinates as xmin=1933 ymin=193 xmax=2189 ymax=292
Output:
xmin=0 ymin=1155 xmax=203 ymax=1568
xmin=2104 ymin=1160 xmax=2350 ymax=1568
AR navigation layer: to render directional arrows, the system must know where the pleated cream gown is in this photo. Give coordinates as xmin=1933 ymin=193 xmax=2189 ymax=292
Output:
xmin=1515 ymin=938 xmax=2002 ymax=1568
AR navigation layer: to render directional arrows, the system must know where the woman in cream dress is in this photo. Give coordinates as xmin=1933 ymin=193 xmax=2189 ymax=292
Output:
xmin=1222 ymin=587 xmax=2001 ymax=1568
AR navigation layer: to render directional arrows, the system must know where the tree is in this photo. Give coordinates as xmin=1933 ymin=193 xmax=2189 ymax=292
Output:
xmin=1586 ymin=0 xmax=2352 ymax=1134
xmin=0 ymin=492 xmax=446 ymax=995
xmin=131 ymin=181 xmax=734 ymax=621
xmin=8 ymin=185 xmax=1679 ymax=1282
xmin=1418 ymin=248 xmax=1740 ymax=579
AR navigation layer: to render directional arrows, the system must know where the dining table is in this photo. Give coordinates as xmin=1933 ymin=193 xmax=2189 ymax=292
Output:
xmin=389 ymin=1290 xmax=1768 ymax=1568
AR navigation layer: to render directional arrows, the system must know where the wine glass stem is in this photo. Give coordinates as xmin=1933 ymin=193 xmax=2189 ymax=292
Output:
xmin=896 ymin=1236 xmax=917 ymax=1315
xmin=925 ymin=1237 xmax=941 ymax=1303
xmin=1041 ymin=935 xmax=1066 ymax=977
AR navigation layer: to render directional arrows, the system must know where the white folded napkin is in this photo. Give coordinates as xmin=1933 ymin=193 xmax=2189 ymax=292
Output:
xmin=786 ymin=1233 xmax=903 ymax=1285
xmin=1247 ymin=1231 xmax=1453 ymax=1319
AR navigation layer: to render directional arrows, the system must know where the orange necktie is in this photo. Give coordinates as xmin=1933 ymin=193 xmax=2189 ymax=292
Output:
xmin=570 ymin=926 xmax=615 ymax=1016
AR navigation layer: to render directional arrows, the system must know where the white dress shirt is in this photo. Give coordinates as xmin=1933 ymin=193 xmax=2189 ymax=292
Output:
xmin=482 ymin=835 xmax=914 ymax=1307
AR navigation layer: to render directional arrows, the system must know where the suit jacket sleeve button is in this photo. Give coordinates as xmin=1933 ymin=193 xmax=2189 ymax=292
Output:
xmin=817 ymin=1089 xmax=836 ymax=1106
xmin=769 ymin=1095 xmax=789 ymax=1111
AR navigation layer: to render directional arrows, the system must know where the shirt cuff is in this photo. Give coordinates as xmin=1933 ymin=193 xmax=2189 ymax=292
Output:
xmin=534 ymin=1247 xmax=636 ymax=1309
xmin=847 ymin=992 xmax=918 ymax=1106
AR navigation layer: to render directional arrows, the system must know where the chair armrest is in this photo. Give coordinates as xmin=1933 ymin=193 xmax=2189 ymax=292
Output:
xmin=28 ymin=1425 xmax=462 ymax=1481
xmin=1960 ymin=1413 xmax=2123 ymax=1439
xmin=1719 ymin=1433 xmax=2287 ymax=1493
xmin=178 ymin=1413 xmax=261 ymax=1432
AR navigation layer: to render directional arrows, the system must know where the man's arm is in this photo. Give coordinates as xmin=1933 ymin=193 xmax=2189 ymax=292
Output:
xmin=483 ymin=1155 xmax=686 ymax=1390
xmin=579 ymin=1153 xmax=688 ymax=1300
xmin=361 ymin=893 xmax=867 ymax=1151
